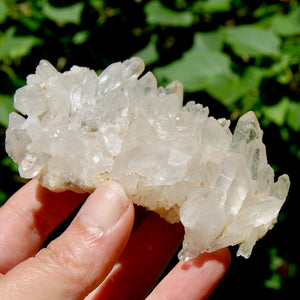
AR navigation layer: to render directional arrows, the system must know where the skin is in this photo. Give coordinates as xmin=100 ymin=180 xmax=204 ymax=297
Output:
xmin=0 ymin=179 xmax=230 ymax=299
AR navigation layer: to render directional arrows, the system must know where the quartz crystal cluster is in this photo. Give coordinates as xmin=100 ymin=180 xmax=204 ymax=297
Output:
xmin=5 ymin=57 xmax=290 ymax=260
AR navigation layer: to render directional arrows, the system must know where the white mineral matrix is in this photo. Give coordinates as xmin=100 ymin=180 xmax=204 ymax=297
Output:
xmin=5 ymin=57 xmax=290 ymax=260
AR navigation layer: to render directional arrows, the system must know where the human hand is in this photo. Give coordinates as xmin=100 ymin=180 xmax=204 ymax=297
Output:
xmin=0 ymin=179 xmax=230 ymax=299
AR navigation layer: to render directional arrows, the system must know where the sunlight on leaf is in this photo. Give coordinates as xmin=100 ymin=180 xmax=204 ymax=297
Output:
xmin=154 ymin=31 xmax=264 ymax=105
xmin=0 ymin=0 xmax=8 ymax=23
xmin=253 ymin=4 xmax=282 ymax=18
xmin=224 ymin=25 xmax=281 ymax=57
xmin=265 ymin=273 xmax=282 ymax=290
xmin=153 ymin=31 xmax=230 ymax=91
xmin=0 ymin=27 xmax=43 ymax=60
xmin=206 ymin=66 xmax=263 ymax=106
xmin=204 ymin=72 xmax=240 ymax=105
xmin=262 ymin=97 xmax=290 ymax=126
xmin=154 ymin=50 xmax=233 ymax=92
xmin=145 ymin=0 xmax=194 ymax=27
xmin=234 ymin=67 xmax=263 ymax=97
xmin=188 ymin=31 xmax=224 ymax=53
xmin=89 ymin=0 xmax=105 ymax=10
xmin=272 ymin=8 xmax=300 ymax=36
xmin=0 ymin=95 xmax=14 ymax=127
xmin=286 ymin=101 xmax=300 ymax=132
xmin=41 ymin=0 xmax=84 ymax=25
xmin=192 ymin=0 xmax=232 ymax=13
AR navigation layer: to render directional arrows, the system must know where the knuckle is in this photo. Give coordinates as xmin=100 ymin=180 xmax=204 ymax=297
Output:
xmin=37 ymin=243 xmax=88 ymax=288
xmin=35 ymin=222 xmax=104 ymax=291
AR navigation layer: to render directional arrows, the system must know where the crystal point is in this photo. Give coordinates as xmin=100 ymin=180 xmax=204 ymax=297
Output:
xmin=5 ymin=57 xmax=290 ymax=260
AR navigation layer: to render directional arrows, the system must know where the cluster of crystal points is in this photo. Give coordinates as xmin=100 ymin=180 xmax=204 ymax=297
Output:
xmin=5 ymin=57 xmax=290 ymax=260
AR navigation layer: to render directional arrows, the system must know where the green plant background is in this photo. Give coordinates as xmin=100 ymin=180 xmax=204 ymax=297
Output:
xmin=0 ymin=0 xmax=299 ymax=298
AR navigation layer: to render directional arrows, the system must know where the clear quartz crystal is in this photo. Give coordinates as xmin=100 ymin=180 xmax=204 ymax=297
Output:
xmin=5 ymin=57 xmax=290 ymax=260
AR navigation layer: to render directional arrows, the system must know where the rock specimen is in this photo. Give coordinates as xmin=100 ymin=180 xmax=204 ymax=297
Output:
xmin=5 ymin=57 xmax=290 ymax=260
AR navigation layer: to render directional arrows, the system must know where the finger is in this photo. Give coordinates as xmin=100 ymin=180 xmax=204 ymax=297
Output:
xmin=146 ymin=248 xmax=231 ymax=300
xmin=0 ymin=181 xmax=134 ymax=300
xmin=87 ymin=208 xmax=184 ymax=300
xmin=0 ymin=179 xmax=87 ymax=273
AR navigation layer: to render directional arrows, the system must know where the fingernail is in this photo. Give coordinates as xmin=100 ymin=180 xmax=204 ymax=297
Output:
xmin=79 ymin=181 xmax=129 ymax=231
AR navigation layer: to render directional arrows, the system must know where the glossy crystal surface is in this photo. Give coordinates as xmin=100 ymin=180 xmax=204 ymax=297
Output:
xmin=5 ymin=58 xmax=290 ymax=259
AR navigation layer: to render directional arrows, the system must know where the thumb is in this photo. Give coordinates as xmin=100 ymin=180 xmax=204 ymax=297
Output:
xmin=0 ymin=181 xmax=134 ymax=300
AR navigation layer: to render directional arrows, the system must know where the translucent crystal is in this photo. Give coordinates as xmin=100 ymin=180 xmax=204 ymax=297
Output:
xmin=5 ymin=57 xmax=290 ymax=260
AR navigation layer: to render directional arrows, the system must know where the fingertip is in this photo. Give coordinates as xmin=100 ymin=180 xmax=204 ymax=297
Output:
xmin=147 ymin=248 xmax=231 ymax=300
xmin=79 ymin=180 xmax=134 ymax=230
xmin=180 ymin=247 xmax=231 ymax=276
xmin=219 ymin=247 xmax=231 ymax=270
xmin=95 ymin=181 xmax=130 ymax=208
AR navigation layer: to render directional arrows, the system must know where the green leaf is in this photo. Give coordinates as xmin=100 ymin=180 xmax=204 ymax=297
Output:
xmin=41 ymin=0 xmax=84 ymax=25
xmin=206 ymin=66 xmax=263 ymax=106
xmin=234 ymin=67 xmax=263 ymax=98
xmin=0 ymin=27 xmax=43 ymax=60
xmin=133 ymin=34 xmax=159 ymax=65
xmin=253 ymin=4 xmax=282 ymax=18
xmin=272 ymin=8 xmax=300 ymax=37
xmin=72 ymin=30 xmax=90 ymax=45
xmin=154 ymin=29 xmax=264 ymax=106
xmin=282 ymin=37 xmax=300 ymax=56
xmin=154 ymin=50 xmax=234 ymax=92
xmin=188 ymin=31 xmax=224 ymax=53
xmin=145 ymin=0 xmax=194 ymax=27
xmin=1 ymin=156 xmax=18 ymax=173
xmin=262 ymin=54 xmax=295 ymax=79
xmin=262 ymin=97 xmax=290 ymax=126
xmin=280 ymin=127 xmax=290 ymax=142
xmin=18 ymin=16 xmax=42 ymax=31
xmin=153 ymin=30 xmax=228 ymax=92
xmin=204 ymin=72 xmax=240 ymax=105
xmin=0 ymin=189 xmax=8 ymax=206
xmin=89 ymin=0 xmax=105 ymax=10
xmin=224 ymin=25 xmax=281 ymax=57
xmin=153 ymin=31 xmax=252 ymax=104
xmin=192 ymin=0 xmax=232 ymax=13
xmin=0 ymin=0 xmax=8 ymax=23
xmin=286 ymin=101 xmax=300 ymax=132
xmin=0 ymin=94 xmax=14 ymax=127
xmin=264 ymin=273 xmax=282 ymax=290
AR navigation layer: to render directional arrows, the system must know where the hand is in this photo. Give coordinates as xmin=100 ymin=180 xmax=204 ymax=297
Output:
xmin=0 ymin=179 xmax=230 ymax=299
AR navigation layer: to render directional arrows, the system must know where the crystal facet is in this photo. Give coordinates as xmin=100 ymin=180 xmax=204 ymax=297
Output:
xmin=5 ymin=58 xmax=290 ymax=260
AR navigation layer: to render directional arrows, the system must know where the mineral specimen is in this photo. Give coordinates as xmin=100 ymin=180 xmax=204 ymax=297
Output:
xmin=5 ymin=57 xmax=290 ymax=260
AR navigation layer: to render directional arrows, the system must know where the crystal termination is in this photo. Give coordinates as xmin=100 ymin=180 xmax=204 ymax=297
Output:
xmin=5 ymin=58 xmax=290 ymax=260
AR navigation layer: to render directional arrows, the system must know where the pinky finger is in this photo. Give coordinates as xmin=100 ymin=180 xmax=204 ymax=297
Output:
xmin=146 ymin=248 xmax=231 ymax=300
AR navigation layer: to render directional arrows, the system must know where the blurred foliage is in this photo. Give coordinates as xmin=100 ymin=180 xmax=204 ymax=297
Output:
xmin=0 ymin=0 xmax=299 ymax=298
xmin=264 ymin=248 xmax=296 ymax=290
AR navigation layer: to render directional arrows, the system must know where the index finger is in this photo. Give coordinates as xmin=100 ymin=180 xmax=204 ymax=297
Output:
xmin=0 ymin=179 xmax=87 ymax=273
